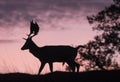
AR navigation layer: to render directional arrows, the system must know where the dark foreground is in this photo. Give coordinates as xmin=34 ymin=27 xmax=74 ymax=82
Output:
xmin=0 ymin=70 xmax=119 ymax=82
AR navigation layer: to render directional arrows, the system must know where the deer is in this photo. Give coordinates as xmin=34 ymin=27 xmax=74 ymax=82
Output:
xmin=21 ymin=21 xmax=83 ymax=74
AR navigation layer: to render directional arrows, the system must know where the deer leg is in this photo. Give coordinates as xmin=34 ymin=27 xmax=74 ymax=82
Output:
xmin=71 ymin=62 xmax=80 ymax=72
xmin=38 ymin=62 xmax=45 ymax=75
xmin=49 ymin=62 xmax=53 ymax=72
xmin=66 ymin=61 xmax=75 ymax=72
xmin=75 ymin=62 xmax=80 ymax=72
xmin=71 ymin=65 xmax=75 ymax=72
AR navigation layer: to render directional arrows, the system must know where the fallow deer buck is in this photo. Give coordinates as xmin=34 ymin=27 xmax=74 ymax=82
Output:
xmin=21 ymin=21 xmax=83 ymax=74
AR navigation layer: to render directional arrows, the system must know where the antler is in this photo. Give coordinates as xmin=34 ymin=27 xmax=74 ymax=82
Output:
xmin=23 ymin=20 xmax=40 ymax=40
xmin=23 ymin=38 xmax=27 ymax=40
xmin=29 ymin=20 xmax=39 ymax=37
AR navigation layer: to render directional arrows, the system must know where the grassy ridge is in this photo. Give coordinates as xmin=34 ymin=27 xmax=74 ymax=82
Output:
xmin=0 ymin=70 xmax=119 ymax=82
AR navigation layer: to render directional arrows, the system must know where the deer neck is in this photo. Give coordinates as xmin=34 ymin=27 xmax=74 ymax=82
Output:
xmin=29 ymin=41 xmax=39 ymax=56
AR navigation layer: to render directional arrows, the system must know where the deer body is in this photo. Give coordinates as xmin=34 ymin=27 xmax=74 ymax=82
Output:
xmin=39 ymin=46 xmax=77 ymax=61
xmin=21 ymin=37 xmax=81 ymax=74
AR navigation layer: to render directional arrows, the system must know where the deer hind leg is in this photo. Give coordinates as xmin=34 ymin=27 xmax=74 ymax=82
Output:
xmin=38 ymin=62 xmax=46 ymax=75
xmin=66 ymin=61 xmax=80 ymax=72
xmin=75 ymin=62 xmax=80 ymax=72
xmin=48 ymin=62 xmax=53 ymax=72
xmin=67 ymin=61 xmax=75 ymax=72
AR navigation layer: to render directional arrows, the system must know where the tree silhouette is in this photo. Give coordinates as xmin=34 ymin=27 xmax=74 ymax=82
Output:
xmin=79 ymin=0 xmax=120 ymax=70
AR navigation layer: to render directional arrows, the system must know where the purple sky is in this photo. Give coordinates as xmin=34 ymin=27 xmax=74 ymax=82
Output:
xmin=0 ymin=0 xmax=113 ymax=30
xmin=0 ymin=0 xmax=114 ymax=74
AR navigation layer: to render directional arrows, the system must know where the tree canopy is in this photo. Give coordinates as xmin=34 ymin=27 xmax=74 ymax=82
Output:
xmin=79 ymin=0 xmax=120 ymax=70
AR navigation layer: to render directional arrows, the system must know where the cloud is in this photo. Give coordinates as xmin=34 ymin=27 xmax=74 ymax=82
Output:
xmin=0 ymin=0 xmax=113 ymax=30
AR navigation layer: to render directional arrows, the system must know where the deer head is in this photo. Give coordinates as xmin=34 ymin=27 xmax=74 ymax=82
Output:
xmin=21 ymin=20 xmax=39 ymax=50
xmin=21 ymin=35 xmax=35 ymax=50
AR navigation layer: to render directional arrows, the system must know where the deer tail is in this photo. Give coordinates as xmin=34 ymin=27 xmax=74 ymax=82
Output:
xmin=76 ymin=45 xmax=84 ymax=50
xmin=62 ymin=62 xmax=65 ymax=66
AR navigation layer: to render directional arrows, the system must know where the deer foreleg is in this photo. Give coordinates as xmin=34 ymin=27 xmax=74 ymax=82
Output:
xmin=38 ymin=62 xmax=45 ymax=75
xmin=49 ymin=63 xmax=53 ymax=72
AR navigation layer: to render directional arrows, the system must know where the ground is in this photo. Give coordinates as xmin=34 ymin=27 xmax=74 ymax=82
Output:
xmin=0 ymin=70 xmax=119 ymax=82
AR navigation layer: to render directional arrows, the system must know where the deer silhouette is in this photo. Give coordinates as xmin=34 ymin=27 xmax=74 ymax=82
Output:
xmin=21 ymin=21 xmax=83 ymax=74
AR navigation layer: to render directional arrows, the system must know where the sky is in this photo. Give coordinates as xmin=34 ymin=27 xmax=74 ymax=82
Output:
xmin=0 ymin=0 xmax=113 ymax=74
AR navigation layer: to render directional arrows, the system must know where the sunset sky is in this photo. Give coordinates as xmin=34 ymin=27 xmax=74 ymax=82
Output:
xmin=0 ymin=0 xmax=113 ymax=74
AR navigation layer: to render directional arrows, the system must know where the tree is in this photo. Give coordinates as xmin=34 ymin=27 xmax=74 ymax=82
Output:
xmin=79 ymin=0 xmax=120 ymax=70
